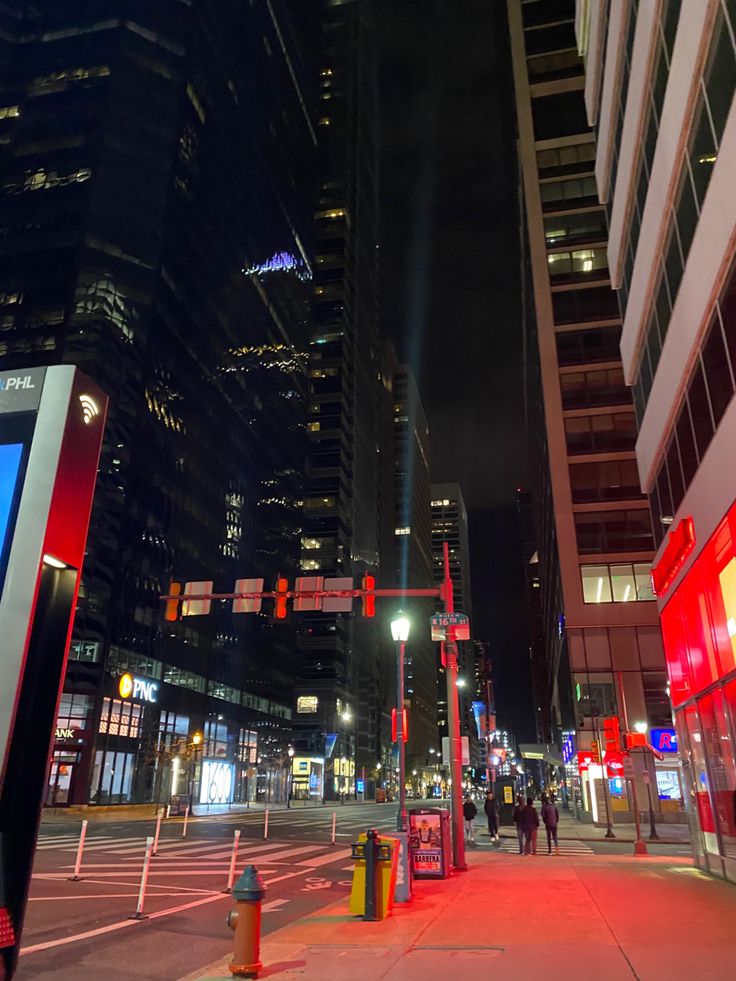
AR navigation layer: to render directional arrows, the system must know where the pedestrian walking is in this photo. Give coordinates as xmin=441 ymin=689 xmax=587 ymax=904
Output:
xmin=542 ymin=796 xmax=560 ymax=854
xmin=463 ymin=796 xmax=478 ymax=844
xmin=519 ymin=796 xmax=539 ymax=855
xmin=484 ymin=791 xmax=499 ymax=841
xmin=512 ymin=794 xmax=525 ymax=854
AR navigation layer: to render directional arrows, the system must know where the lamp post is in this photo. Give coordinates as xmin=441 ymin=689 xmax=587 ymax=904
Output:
xmin=390 ymin=612 xmax=410 ymax=832
xmin=286 ymin=746 xmax=295 ymax=808
xmin=340 ymin=707 xmax=353 ymax=801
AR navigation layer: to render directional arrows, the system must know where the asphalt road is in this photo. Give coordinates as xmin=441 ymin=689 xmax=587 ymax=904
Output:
xmin=17 ymin=802 xmax=693 ymax=979
xmin=19 ymin=802 xmax=401 ymax=981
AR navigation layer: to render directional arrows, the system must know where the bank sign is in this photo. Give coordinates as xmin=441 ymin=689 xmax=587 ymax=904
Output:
xmin=650 ymin=728 xmax=678 ymax=753
xmin=118 ymin=672 xmax=158 ymax=703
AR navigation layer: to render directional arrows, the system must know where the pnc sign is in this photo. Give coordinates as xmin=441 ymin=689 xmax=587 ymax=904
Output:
xmin=119 ymin=672 xmax=158 ymax=703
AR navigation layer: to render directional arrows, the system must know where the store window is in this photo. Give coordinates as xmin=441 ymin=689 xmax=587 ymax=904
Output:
xmin=683 ymin=702 xmax=718 ymax=853
xmin=204 ymin=720 xmax=229 ymax=759
xmin=98 ymin=697 xmax=142 ymax=739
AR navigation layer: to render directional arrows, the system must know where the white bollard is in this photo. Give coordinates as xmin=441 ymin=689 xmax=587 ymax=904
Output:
xmin=166 ymin=804 xmax=171 ymax=819
xmin=68 ymin=819 xmax=88 ymax=881
xmin=132 ymin=836 xmax=154 ymax=919
xmin=264 ymin=808 xmax=269 ymax=840
xmin=224 ymin=830 xmax=241 ymax=893
xmin=331 ymin=811 xmax=336 ymax=844
xmin=182 ymin=804 xmax=190 ymax=839
xmin=152 ymin=808 xmax=163 ymax=856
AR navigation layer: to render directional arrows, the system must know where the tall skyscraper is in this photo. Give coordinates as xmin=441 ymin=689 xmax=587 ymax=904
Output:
xmin=508 ymin=0 xmax=679 ymax=826
xmin=431 ymin=484 xmax=474 ymax=746
xmin=0 ymin=1 xmax=319 ymax=807
xmin=294 ymin=0 xmax=383 ymax=800
xmin=578 ymin=0 xmax=736 ymax=878
xmin=386 ymin=343 xmax=437 ymax=776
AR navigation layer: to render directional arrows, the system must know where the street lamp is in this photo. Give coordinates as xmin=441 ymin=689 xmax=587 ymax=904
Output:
xmin=286 ymin=746 xmax=295 ymax=808
xmin=390 ymin=612 xmax=410 ymax=833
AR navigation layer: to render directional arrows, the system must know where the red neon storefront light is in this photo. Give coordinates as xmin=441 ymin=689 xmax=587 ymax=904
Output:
xmin=651 ymin=516 xmax=696 ymax=597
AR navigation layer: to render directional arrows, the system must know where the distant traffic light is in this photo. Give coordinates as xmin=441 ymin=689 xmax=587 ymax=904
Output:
xmin=361 ymin=574 xmax=375 ymax=617
xmin=602 ymin=716 xmax=622 ymax=754
xmin=164 ymin=581 xmax=182 ymax=621
xmin=274 ymin=576 xmax=289 ymax=619
xmin=391 ymin=707 xmax=408 ymax=743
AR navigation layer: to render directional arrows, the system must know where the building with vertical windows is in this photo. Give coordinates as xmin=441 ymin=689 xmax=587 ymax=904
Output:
xmin=578 ymin=0 xmax=736 ymax=878
xmin=294 ymin=0 xmax=383 ymax=800
xmin=431 ymin=484 xmax=475 ymax=747
xmin=0 ymin=1 xmax=319 ymax=808
xmin=508 ymin=0 xmax=681 ymax=826
xmin=386 ymin=344 xmax=437 ymax=779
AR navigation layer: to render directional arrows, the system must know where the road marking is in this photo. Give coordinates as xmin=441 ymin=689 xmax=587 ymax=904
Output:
xmin=262 ymin=898 xmax=289 ymax=912
xmin=28 ymin=892 xmax=210 ymax=901
xmin=296 ymin=847 xmax=353 ymax=868
xmin=20 ymin=868 xmax=310 ymax=957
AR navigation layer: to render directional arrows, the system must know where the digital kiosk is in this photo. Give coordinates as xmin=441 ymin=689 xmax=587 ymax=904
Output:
xmin=0 ymin=366 xmax=106 ymax=977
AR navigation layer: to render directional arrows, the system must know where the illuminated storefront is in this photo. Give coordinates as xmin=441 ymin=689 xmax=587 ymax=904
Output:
xmin=658 ymin=506 xmax=736 ymax=881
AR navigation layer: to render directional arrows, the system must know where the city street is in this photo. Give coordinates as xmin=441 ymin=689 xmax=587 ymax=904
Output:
xmin=19 ymin=803 xmax=400 ymax=980
xmin=17 ymin=802 xmax=695 ymax=979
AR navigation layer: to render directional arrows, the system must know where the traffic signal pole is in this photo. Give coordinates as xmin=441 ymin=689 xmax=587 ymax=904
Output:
xmin=442 ymin=542 xmax=467 ymax=872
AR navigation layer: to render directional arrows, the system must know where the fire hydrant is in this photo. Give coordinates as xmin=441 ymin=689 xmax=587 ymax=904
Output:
xmin=226 ymin=865 xmax=266 ymax=978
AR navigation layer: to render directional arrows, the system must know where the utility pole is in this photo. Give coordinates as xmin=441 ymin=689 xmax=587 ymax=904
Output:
xmin=443 ymin=542 xmax=467 ymax=872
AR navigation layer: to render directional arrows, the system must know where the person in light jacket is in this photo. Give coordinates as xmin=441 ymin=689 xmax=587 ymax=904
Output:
xmin=519 ymin=796 xmax=539 ymax=855
xmin=541 ymin=797 xmax=560 ymax=854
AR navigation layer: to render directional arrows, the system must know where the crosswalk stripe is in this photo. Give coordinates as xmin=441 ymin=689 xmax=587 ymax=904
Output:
xmin=296 ymin=847 xmax=353 ymax=868
xmin=225 ymin=844 xmax=325 ymax=864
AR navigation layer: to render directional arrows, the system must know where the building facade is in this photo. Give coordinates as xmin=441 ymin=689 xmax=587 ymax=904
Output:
xmin=0 ymin=0 xmax=319 ymax=807
xmin=578 ymin=0 xmax=736 ymax=878
xmin=509 ymin=0 xmax=682 ymax=825
xmin=431 ymin=483 xmax=475 ymax=750
xmin=387 ymin=345 xmax=437 ymax=779
xmin=294 ymin=0 xmax=383 ymax=800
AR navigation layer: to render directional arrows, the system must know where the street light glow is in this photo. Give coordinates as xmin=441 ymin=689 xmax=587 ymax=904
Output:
xmin=390 ymin=612 xmax=411 ymax=642
xmin=456 ymin=677 xmax=467 ymax=688
xmin=634 ymin=721 xmax=648 ymax=734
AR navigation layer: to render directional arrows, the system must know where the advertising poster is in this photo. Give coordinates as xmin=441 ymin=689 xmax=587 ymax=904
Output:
xmin=409 ymin=812 xmax=443 ymax=876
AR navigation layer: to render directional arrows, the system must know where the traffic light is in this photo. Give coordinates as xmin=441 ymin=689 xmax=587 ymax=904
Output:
xmin=603 ymin=716 xmax=622 ymax=754
xmin=164 ymin=581 xmax=182 ymax=621
xmin=391 ymin=707 xmax=408 ymax=743
xmin=361 ymin=574 xmax=376 ymax=617
xmin=274 ymin=576 xmax=289 ymax=619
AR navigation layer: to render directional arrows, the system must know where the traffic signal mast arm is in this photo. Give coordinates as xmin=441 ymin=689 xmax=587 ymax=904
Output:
xmin=160 ymin=584 xmax=446 ymax=603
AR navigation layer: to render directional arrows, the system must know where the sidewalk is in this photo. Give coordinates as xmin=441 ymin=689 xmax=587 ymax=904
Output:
xmin=530 ymin=811 xmax=691 ymax=844
xmin=185 ymin=850 xmax=734 ymax=981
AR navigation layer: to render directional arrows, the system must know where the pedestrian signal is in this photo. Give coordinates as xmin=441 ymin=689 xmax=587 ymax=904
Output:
xmin=361 ymin=575 xmax=376 ymax=617
xmin=274 ymin=576 xmax=289 ymax=619
xmin=164 ymin=581 xmax=182 ymax=621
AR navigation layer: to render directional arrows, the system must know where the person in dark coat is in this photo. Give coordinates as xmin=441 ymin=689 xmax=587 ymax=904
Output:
xmin=484 ymin=791 xmax=499 ymax=841
xmin=462 ymin=796 xmax=478 ymax=843
xmin=541 ymin=797 xmax=560 ymax=854
xmin=512 ymin=795 xmax=525 ymax=854
xmin=519 ymin=796 xmax=539 ymax=855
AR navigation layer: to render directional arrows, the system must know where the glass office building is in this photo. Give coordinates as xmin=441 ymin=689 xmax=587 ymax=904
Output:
xmin=0 ymin=1 xmax=319 ymax=806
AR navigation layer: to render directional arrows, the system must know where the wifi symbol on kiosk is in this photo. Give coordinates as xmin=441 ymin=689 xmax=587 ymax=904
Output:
xmin=79 ymin=394 xmax=99 ymax=425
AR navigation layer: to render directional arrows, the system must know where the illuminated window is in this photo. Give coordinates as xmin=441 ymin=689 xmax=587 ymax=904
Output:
xmin=394 ymin=527 xmax=411 ymax=536
xmin=0 ymin=106 xmax=20 ymax=119
xmin=308 ymin=421 xmax=320 ymax=432
xmin=297 ymin=695 xmax=319 ymax=714
xmin=301 ymin=558 xmax=320 ymax=571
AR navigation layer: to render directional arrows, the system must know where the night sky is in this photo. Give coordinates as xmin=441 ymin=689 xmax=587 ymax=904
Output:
xmin=377 ymin=0 xmax=536 ymax=740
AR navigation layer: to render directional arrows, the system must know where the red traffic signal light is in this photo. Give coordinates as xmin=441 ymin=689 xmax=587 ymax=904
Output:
xmin=274 ymin=576 xmax=289 ymax=619
xmin=361 ymin=574 xmax=376 ymax=617
xmin=602 ymin=716 xmax=621 ymax=754
xmin=164 ymin=581 xmax=182 ymax=621
xmin=391 ymin=707 xmax=408 ymax=743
